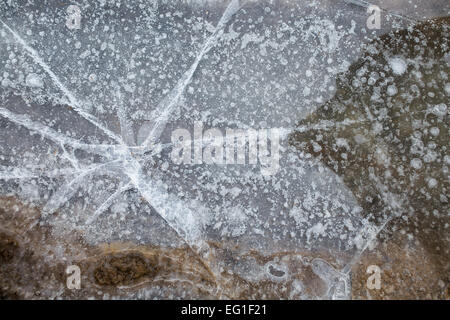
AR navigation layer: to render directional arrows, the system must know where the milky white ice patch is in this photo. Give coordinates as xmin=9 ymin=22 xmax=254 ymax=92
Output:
xmin=306 ymin=222 xmax=327 ymax=243
xmin=303 ymin=87 xmax=311 ymax=96
xmin=410 ymin=158 xmax=423 ymax=170
xmin=432 ymin=103 xmax=447 ymax=117
xmin=429 ymin=127 xmax=440 ymax=136
xmin=445 ymin=83 xmax=450 ymax=96
xmin=387 ymin=84 xmax=398 ymax=96
xmin=388 ymin=56 xmax=407 ymax=76
xmin=427 ymin=178 xmax=438 ymax=189
xmin=25 ymin=73 xmax=43 ymax=88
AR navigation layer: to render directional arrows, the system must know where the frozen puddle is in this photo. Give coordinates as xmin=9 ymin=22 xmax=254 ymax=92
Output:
xmin=0 ymin=0 xmax=448 ymax=299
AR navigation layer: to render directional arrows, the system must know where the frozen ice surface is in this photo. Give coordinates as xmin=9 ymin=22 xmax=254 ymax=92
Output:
xmin=0 ymin=0 xmax=448 ymax=299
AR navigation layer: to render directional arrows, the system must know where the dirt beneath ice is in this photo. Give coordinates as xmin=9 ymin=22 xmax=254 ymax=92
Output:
xmin=0 ymin=196 xmax=335 ymax=299
xmin=0 ymin=194 xmax=448 ymax=299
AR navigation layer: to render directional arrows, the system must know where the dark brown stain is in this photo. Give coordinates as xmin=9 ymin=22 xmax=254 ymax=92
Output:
xmin=93 ymin=252 xmax=155 ymax=286
xmin=0 ymin=232 xmax=19 ymax=263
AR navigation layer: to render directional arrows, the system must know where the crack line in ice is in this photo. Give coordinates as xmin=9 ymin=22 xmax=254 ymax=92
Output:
xmin=0 ymin=166 xmax=84 ymax=180
xmin=60 ymin=144 xmax=80 ymax=169
xmin=0 ymin=19 xmax=124 ymax=144
xmin=42 ymin=159 xmax=123 ymax=217
xmin=86 ymin=181 xmax=133 ymax=224
xmin=0 ymin=107 xmax=124 ymax=157
xmin=341 ymin=175 xmax=409 ymax=275
xmin=123 ymin=156 xmax=225 ymax=295
xmin=1 ymin=92 xmax=224 ymax=291
xmin=342 ymin=216 xmax=392 ymax=275
xmin=140 ymin=0 xmax=242 ymax=149
xmin=311 ymin=173 xmax=407 ymax=299
xmin=106 ymin=1 xmax=246 ymax=294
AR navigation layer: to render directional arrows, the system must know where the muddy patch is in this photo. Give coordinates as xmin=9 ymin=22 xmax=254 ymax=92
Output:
xmin=351 ymin=232 xmax=449 ymax=299
xmin=0 ymin=232 xmax=19 ymax=263
xmin=0 ymin=196 xmax=334 ymax=299
xmin=93 ymin=252 xmax=153 ymax=286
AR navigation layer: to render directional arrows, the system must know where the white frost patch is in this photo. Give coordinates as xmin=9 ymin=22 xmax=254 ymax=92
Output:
xmin=312 ymin=141 xmax=322 ymax=152
xmin=429 ymin=127 xmax=440 ymax=136
xmin=289 ymin=279 xmax=304 ymax=299
xmin=111 ymin=200 xmax=128 ymax=215
xmin=445 ymin=83 xmax=450 ymax=96
xmin=240 ymin=32 xmax=264 ymax=50
xmin=220 ymin=206 xmax=248 ymax=237
xmin=352 ymin=223 xmax=378 ymax=251
xmin=335 ymin=138 xmax=349 ymax=150
xmin=303 ymin=86 xmax=311 ymax=96
xmin=387 ymin=84 xmax=398 ymax=96
xmin=427 ymin=178 xmax=438 ymax=189
xmin=354 ymin=133 xmax=368 ymax=144
xmin=410 ymin=158 xmax=423 ymax=170
xmin=19 ymin=181 xmax=40 ymax=201
xmin=388 ymin=56 xmax=407 ymax=76
xmin=431 ymin=103 xmax=447 ymax=117
xmin=306 ymin=222 xmax=326 ymax=242
xmin=25 ymin=73 xmax=43 ymax=87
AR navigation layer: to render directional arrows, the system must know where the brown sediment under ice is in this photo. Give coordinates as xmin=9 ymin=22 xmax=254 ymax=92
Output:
xmin=0 ymin=196 xmax=338 ymax=299
xmin=0 ymin=194 xmax=448 ymax=299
